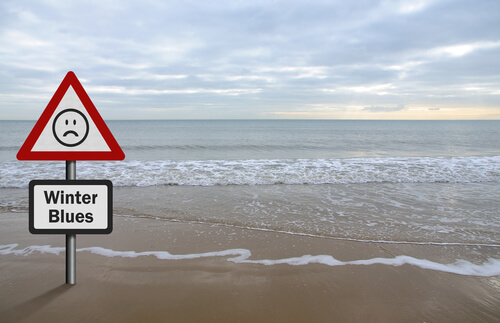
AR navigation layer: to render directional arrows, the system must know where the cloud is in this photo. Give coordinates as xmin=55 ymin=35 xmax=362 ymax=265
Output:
xmin=0 ymin=0 xmax=500 ymax=119
xmin=363 ymin=105 xmax=405 ymax=112
xmin=429 ymin=41 xmax=500 ymax=58
xmin=86 ymin=85 xmax=262 ymax=96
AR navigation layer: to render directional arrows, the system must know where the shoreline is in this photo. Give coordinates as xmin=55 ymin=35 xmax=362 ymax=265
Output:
xmin=1 ymin=212 xmax=500 ymax=322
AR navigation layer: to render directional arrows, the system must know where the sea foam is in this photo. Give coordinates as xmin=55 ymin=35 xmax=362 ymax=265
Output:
xmin=2 ymin=156 xmax=500 ymax=188
xmin=2 ymin=243 xmax=500 ymax=277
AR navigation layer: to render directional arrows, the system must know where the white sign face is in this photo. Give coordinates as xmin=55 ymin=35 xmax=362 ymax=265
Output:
xmin=29 ymin=180 xmax=112 ymax=234
xmin=31 ymin=86 xmax=111 ymax=152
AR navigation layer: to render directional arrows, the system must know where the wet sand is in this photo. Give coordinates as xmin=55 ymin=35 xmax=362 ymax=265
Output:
xmin=1 ymin=212 xmax=500 ymax=322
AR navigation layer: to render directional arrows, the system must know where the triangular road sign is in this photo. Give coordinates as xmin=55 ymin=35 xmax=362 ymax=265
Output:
xmin=17 ymin=71 xmax=125 ymax=160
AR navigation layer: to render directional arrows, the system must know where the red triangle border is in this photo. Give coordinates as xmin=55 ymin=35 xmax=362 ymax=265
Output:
xmin=17 ymin=71 xmax=125 ymax=161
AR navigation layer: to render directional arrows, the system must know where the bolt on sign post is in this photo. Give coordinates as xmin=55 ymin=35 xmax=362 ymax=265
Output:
xmin=17 ymin=71 xmax=125 ymax=284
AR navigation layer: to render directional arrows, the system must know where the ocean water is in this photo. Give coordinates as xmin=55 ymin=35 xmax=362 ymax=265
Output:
xmin=1 ymin=120 xmax=500 ymax=274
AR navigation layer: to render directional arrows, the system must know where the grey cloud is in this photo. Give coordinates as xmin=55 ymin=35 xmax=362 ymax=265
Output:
xmin=363 ymin=105 xmax=405 ymax=112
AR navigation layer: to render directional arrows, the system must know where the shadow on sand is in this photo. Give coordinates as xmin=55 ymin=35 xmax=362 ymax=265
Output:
xmin=0 ymin=284 xmax=72 ymax=322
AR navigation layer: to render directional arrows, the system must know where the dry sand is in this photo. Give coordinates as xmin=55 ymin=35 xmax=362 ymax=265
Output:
xmin=1 ymin=212 xmax=500 ymax=322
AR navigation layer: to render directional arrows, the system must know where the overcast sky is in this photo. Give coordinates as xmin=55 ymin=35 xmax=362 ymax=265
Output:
xmin=1 ymin=0 xmax=500 ymax=120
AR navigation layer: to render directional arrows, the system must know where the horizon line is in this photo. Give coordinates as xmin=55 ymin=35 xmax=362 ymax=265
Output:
xmin=2 ymin=118 xmax=500 ymax=122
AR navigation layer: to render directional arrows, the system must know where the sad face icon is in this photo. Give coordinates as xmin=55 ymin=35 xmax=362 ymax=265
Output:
xmin=52 ymin=108 xmax=89 ymax=147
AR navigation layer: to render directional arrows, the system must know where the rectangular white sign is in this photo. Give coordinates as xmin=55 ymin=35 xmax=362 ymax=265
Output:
xmin=29 ymin=180 xmax=112 ymax=234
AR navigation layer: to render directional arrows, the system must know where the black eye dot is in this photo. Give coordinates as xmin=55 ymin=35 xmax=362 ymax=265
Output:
xmin=65 ymin=119 xmax=68 ymax=125
xmin=73 ymin=119 xmax=76 ymax=125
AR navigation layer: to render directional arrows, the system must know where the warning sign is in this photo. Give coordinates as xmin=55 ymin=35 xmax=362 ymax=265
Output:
xmin=17 ymin=71 xmax=125 ymax=160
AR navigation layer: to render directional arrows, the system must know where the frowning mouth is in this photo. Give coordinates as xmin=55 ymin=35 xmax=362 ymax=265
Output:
xmin=63 ymin=130 xmax=79 ymax=137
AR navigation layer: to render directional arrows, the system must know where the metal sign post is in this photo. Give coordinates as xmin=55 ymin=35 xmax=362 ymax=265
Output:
xmin=66 ymin=160 xmax=76 ymax=284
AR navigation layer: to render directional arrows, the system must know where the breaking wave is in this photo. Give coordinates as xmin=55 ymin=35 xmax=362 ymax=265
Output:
xmin=2 ymin=156 xmax=499 ymax=188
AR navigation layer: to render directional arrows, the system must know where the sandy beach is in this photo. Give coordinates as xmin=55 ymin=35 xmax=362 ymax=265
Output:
xmin=1 ymin=210 xmax=500 ymax=322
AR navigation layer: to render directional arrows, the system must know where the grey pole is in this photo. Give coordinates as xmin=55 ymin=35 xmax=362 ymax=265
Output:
xmin=66 ymin=160 xmax=76 ymax=284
